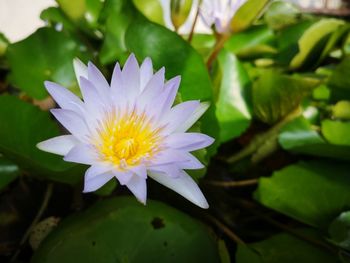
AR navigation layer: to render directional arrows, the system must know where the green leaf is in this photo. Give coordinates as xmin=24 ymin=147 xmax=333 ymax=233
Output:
xmin=276 ymin=20 xmax=314 ymax=65
xmin=0 ymin=157 xmax=19 ymax=191
xmin=332 ymin=101 xmax=350 ymax=120
xmin=290 ymin=19 xmax=345 ymax=69
xmin=225 ymin=25 xmax=276 ymax=59
xmin=190 ymin=34 xmax=215 ymax=58
xmin=125 ymin=18 xmax=219 ymax=154
xmin=231 ymin=0 xmax=270 ymax=33
xmin=40 ymin=7 xmax=76 ymax=31
xmin=264 ymin=1 xmax=301 ymax=31
xmin=32 ymin=197 xmax=221 ymax=263
xmin=133 ymin=0 xmax=164 ymax=25
xmin=99 ymin=0 xmax=138 ymax=65
xmin=252 ymin=70 xmax=319 ymax=124
xmin=329 ymin=56 xmax=350 ymax=101
xmin=236 ymin=230 xmax=335 ymax=263
xmin=56 ymin=0 xmax=86 ymax=21
xmin=279 ymin=117 xmax=350 ymax=160
xmin=215 ymin=49 xmax=252 ymax=142
xmin=254 ymin=161 xmax=350 ymax=228
xmin=0 ymin=95 xmax=82 ymax=184
xmin=7 ymin=28 xmax=83 ymax=100
xmin=321 ymin=120 xmax=350 ymax=146
xmin=0 ymin=32 xmax=9 ymax=57
xmin=329 ymin=211 xmax=350 ymax=251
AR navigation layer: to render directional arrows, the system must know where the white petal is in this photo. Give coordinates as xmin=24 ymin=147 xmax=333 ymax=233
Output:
xmin=165 ymin=132 xmax=214 ymax=152
xmin=175 ymin=102 xmax=210 ymax=132
xmin=122 ymin=53 xmax=140 ymax=100
xmin=162 ymin=100 xmax=200 ymax=133
xmin=64 ymin=144 xmax=99 ymax=165
xmin=36 ymin=135 xmax=79 ymax=156
xmin=177 ymin=152 xmax=205 ymax=170
xmin=87 ymin=62 xmax=110 ymax=99
xmin=139 ymin=57 xmax=153 ymax=91
xmin=126 ymin=175 xmax=147 ymax=204
xmin=113 ymin=170 xmax=133 ymax=185
xmin=148 ymin=164 xmax=182 ymax=178
xmin=138 ymin=67 xmax=165 ymax=108
xmin=73 ymin=58 xmax=88 ymax=87
xmin=110 ymin=62 xmax=125 ymax=104
xmin=83 ymin=169 xmax=114 ymax=192
xmin=149 ymin=170 xmax=209 ymax=209
xmin=84 ymin=164 xmax=113 ymax=181
xmin=129 ymin=165 xmax=147 ymax=179
xmin=50 ymin=109 xmax=89 ymax=139
xmin=151 ymin=149 xmax=191 ymax=166
xmin=44 ymin=81 xmax=83 ymax=114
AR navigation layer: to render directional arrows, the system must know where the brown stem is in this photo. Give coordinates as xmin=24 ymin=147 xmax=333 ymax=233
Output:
xmin=206 ymin=33 xmax=230 ymax=70
xmin=187 ymin=1 xmax=201 ymax=43
xmin=205 ymin=214 xmax=245 ymax=245
xmin=11 ymin=183 xmax=53 ymax=261
xmin=204 ymin=178 xmax=258 ymax=187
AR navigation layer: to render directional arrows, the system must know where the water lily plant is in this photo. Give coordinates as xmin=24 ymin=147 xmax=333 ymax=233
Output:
xmin=37 ymin=54 xmax=214 ymax=209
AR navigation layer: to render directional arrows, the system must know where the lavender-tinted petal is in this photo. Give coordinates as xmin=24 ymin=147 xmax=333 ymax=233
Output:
xmin=126 ymin=175 xmax=147 ymax=204
xmin=151 ymin=149 xmax=191 ymax=166
xmin=36 ymin=135 xmax=79 ymax=156
xmin=113 ymin=170 xmax=133 ymax=185
xmin=148 ymin=164 xmax=182 ymax=178
xmin=162 ymin=100 xmax=200 ymax=133
xmin=138 ymin=67 xmax=165 ymax=108
xmin=44 ymin=81 xmax=83 ymax=113
xmin=177 ymin=152 xmax=205 ymax=170
xmin=175 ymin=102 xmax=210 ymax=132
xmin=83 ymin=169 xmax=114 ymax=192
xmin=64 ymin=144 xmax=99 ymax=165
xmin=129 ymin=165 xmax=147 ymax=179
xmin=149 ymin=170 xmax=209 ymax=209
xmin=140 ymin=57 xmax=153 ymax=91
xmin=73 ymin=58 xmax=88 ymax=87
xmin=165 ymin=132 xmax=214 ymax=152
xmin=87 ymin=62 xmax=110 ymax=98
xmin=122 ymin=53 xmax=140 ymax=99
xmin=50 ymin=109 xmax=88 ymax=139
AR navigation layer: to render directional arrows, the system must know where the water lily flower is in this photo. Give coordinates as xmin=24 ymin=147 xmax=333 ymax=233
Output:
xmin=200 ymin=0 xmax=246 ymax=34
xmin=37 ymin=54 xmax=214 ymax=208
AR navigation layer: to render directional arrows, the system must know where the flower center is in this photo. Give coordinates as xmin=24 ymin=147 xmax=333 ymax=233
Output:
xmin=96 ymin=108 xmax=163 ymax=168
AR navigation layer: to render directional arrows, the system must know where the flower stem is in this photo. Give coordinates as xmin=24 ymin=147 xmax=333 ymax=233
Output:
xmin=187 ymin=2 xmax=201 ymax=43
xmin=204 ymin=178 xmax=258 ymax=187
xmin=227 ymin=107 xmax=301 ymax=164
xmin=206 ymin=33 xmax=230 ymax=69
xmin=10 ymin=183 xmax=53 ymax=262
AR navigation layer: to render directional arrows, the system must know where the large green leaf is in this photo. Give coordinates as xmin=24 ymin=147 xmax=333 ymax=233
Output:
xmin=99 ymin=0 xmax=138 ymax=65
xmin=0 ymin=157 xmax=19 ymax=191
xmin=215 ymin=50 xmax=252 ymax=142
xmin=32 ymin=197 xmax=221 ymax=263
xmin=264 ymin=1 xmax=301 ymax=31
xmin=329 ymin=211 xmax=350 ymax=251
xmin=279 ymin=117 xmax=350 ymax=160
xmin=56 ymin=0 xmax=86 ymax=21
xmin=125 ymin=17 xmax=219 ymax=154
xmin=254 ymin=161 xmax=350 ymax=228
xmin=230 ymin=0 xmax=270 ymax=33
xmin=321 ymin=120 xmax=350 ymax=146
xmin=0 ymin=95 xmax=82 ymax=184
xmin=225 ymin=25 xmax=276 ymax=59
xmin=7 ymin=28 xmax=82 ymax=100
xmin=252 ymin=69 xmax=319 ymax=124
xmin=133 ymin=0 xmax=164 ymax=25
xmin=236 ymin=230 xmax=335 ymax=263
xmin=329 ymin=56 xmax=350 ymax=101
xmin=290 ymin=19 xmax=345 ymax=69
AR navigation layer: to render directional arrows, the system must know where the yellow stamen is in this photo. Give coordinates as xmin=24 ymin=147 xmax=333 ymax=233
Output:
xmin=95 ymin=108 xmax=163 ymax=168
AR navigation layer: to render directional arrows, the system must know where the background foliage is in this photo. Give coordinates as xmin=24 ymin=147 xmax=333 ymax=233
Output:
xmin=1 ymin=0 xmax=350 ymax=262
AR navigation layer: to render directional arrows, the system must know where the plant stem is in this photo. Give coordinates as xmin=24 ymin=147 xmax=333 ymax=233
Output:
xmin=204 ymin=178 xmax=258 ymax=187
xmin=11 ymin=183 xmax=53 ymax=262
xmin=206 ymin=33 xmax=230 ymax=69
xmin=227 ymin=107 xmax=301 ymax=164
xmin=187 ymin=1 xmax=201 ymax=43
xmin=205 ymin=214 xmax=245 ymax=245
